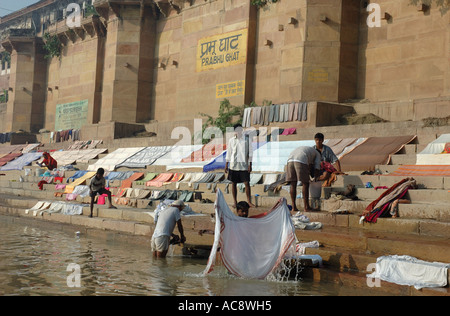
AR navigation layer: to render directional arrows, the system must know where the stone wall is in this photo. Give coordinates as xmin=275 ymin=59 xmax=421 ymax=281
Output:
xmin=358 ymin=0 xmax=450 ymax=102
xmin=0 ymin=0 xmax=448 ymax=137
xmin=152 ymin=0 xmax=256 ymax=122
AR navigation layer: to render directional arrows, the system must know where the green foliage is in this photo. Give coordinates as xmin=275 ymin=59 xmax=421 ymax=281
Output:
xmin=84 ymin=4 xmax=99 ymax=17
xmin=251 ymin=0 xmax=279 ymax=8
xmin=43 ymin=33 xmax=62 ymax=60
xmin=409 ymin=0 xmax=449 ymax=14
xmin=197 ymin=99 xmax=271 ymax=145
xmin=0 ymin=51 xmax=10 ymax=69
xmin=0 ymin=90 xmax=8 ymax=104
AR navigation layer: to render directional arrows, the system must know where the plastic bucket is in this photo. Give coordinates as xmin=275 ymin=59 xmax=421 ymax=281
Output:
xmin=97 ymin=195 xmax=105 ymax=205
xmin=35 ymin=168 xmax=45 ymax=177
xmin=309 ymin=181 xmax=323 ymax=198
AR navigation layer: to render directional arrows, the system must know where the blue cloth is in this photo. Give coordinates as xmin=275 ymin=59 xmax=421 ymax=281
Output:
xmin=203 ymin=142 xmax=267 ymax=172
xmin=0 ymin=152 xmax=43 ymax=171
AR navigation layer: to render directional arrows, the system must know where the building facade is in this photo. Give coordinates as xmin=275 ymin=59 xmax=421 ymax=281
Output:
xmin=0 ymin=0 xmax=448 ymax=139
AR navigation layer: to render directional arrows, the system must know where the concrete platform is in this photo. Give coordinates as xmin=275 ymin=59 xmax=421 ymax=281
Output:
xmin=0 ymin=125 xmax=449 ymax=295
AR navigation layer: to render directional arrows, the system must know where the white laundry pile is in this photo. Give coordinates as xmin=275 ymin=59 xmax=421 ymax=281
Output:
xmin=416 ymin=133 xmax=450 ymax=165
xmin=367 ymin=255 xmax=450 ymax=290
xmin=291 ymin=213 xmax=322 ymax=230
xmin=25 ymin=201 xmax=86 ymax=216
xmin=204 ymin=190 xmax=296 ymax=279
xmin=295 ymin=240 xmax=320 ymax=255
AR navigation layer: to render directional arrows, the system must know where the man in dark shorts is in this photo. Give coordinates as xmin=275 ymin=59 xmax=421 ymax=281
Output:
xmin=225 ymin=124 xmax=255 ymax=209
xmin=89 ymin=168 xmax=116 ymax=217
xmin=286 ymin=146 xmax=321 ymax=213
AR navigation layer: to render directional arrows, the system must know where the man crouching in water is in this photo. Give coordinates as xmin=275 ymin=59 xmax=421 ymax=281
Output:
xmin=151 ymin=200 xmax=187 ymax=259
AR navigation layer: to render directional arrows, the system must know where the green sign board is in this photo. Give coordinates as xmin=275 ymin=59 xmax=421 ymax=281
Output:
xmin=55 ymin=99 xmax=88 ymax=131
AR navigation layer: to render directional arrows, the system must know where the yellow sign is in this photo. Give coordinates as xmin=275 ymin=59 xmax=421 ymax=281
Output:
xmin=216 ymin=80 xmax=245 ymax=99
xmin=307 ymin=68 xmax=329 ymax=83
xmin=197 ymin=29 xmax=248 ymax=72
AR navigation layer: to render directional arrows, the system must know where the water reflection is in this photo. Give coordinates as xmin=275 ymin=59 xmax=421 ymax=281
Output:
xmin=0 ymin=216 xmax=341 ymax=296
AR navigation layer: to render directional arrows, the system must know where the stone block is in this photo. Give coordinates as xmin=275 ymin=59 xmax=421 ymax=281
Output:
xmin=122 ymin=209 xmax=153 ymax=224
xmin=71 ymin=216 xmax=105 ymax=230
xmin=182 ymin=19 xmax=203 ymax=35
xmin=46 ymin=213 xmax=72 ymax=224
xmin=102 ymin=219 xmax=136 ymax=234
xmin=98 ymin=208 xmax=123 ymax=220
xmin=135 ymin=223 xmax=153 ymax=236
xmin=419 ymin=221 xmax=450 ymax=238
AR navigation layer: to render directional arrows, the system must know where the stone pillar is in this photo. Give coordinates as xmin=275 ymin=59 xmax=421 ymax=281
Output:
xmin=2 ymin=36 xmax=47 ymax=133
xmin=98 ymin=1 xmax=156 ymax=124
xmin=302 ymin=0 xmax=359 ymax=102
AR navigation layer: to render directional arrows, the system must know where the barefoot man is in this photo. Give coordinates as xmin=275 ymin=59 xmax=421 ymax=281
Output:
xmin=286 ymin=146 xmax=321 ymax=213
xmin=225 ymin=124 xmax=255 ymax=209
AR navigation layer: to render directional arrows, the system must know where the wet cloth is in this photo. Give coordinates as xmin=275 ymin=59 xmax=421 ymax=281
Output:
xmin=362 ymin=178 xmax=416 ymax=223
xmin=367 ymin=255 xmax=450 ymax=290
xmin=388 ymin=165 xmax=450 ymax=177
xmin=0 ymin=153 xmax=22 ymax=167
xmin=298 ymin=102 xmax=308 ymax=121
xmin=117 ymin=146 xmax=174 ymax=168
xmin=0 ymin=152 xmax=43 ymax=171
xmin=146 ymin=173 xmax=174 ymax=187
xmin=281 ymin=128 xmax=296 ymax=136
xmin=203 ymin=190 xmax=296 ymax=279
xmin=87 ymin=147 xmax=145 ymax=171
xmin=242 ymin=107 xmax=252 ymax=128
xmin=64 ymin=172 xmax=96 ymax=194
xmin=339 ymin=135 xmax=416 ymax=172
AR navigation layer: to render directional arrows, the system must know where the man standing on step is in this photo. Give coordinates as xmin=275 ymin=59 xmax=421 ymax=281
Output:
xmin=286 ymin=146 xmax=321 ymax=213
xmin=225 ymin=124 xmax=255 ymax=209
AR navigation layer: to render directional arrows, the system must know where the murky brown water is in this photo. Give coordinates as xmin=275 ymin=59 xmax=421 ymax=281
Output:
xmin=0 ymin=215 xmax=369 ymax=296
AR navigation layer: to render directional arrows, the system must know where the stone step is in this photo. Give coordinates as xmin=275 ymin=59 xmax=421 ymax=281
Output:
xmin=2 ymin=182 xmax=450 ymax=240
xmin=3 ymin=192 xmax=449 ymax=263
xmin=297 ymin=225 xmax=450 ymax=264
xmin=320 ymin=198 xmax=450 ymax=223
xmin=334 ymin=174 xmax=450 ymax=190
xmin=3 ymin=177 xmax=450 ymax=224
xmin=301 ymin=246 xmax=450 ymax=293
xmin=389 ymin=154 xmax=417 ymax=165
xmin=351 ymin=188 xmax=450 ymax=202
xmin=1 ymin=193 xmax=449 ymax=293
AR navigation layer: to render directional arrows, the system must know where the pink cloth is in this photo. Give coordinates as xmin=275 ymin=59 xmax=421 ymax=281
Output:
xmin=281 ymin=128 xmax=296 ymax=136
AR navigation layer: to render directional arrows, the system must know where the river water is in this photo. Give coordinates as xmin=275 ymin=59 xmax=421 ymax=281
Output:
xmin=0 ymin=215 xmax=364 ymax=296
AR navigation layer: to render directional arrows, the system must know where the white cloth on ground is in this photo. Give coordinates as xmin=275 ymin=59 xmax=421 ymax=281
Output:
xmin=295 ymin=240 xmax=320 ymax=255
xmin=291 ymin=213 xmax=323 ymax=230
xmin=367 ymin=255 xmax=450 ymax=290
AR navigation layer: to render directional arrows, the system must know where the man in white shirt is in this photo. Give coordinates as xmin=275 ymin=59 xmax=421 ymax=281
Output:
xmin=286 ymin=146 xmax=321 ymax=213
xmin=225 ymin=124 xmax=255 ymax=209
xmin=151 ymin=200 xmax=186 ymax=258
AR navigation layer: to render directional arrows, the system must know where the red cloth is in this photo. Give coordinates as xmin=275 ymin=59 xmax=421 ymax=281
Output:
xmin=321 ymin=161 xmax=337 ymax=173
xmin=444 ymin=143 xmax=450 ymax=153
xmin=42 ymin=153 xmax=57 ymax=170
xmin=38 ymin=180 xmax=46 ymax=190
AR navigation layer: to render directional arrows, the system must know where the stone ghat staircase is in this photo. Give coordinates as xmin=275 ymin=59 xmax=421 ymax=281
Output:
xmin=0 ymin=126 xmax=449 ymax=295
